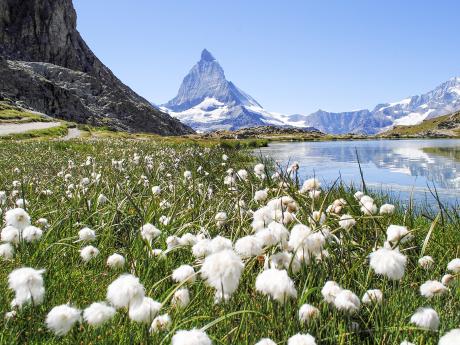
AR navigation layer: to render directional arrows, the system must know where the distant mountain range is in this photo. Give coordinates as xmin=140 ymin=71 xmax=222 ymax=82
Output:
xmin=162 ymin=49 xmax=460 ymax=134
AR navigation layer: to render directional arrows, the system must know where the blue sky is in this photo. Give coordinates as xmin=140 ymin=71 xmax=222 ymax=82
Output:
xmin=73 ymin=0 xmax=460 ymax=115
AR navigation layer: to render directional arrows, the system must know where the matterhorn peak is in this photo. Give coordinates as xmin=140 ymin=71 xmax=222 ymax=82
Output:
xmin=200 ymin=49 xmax=216 ymax=62
xmin=162 ymin=49 xmax=284 ymax=131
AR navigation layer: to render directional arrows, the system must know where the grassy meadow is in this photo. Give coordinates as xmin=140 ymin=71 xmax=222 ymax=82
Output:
xmin=0 ymin=139 xmax=459 ymax=345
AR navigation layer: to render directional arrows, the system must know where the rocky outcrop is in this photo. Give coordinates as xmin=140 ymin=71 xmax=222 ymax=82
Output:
xmin=199 ymin=125 xmax=325 ymax=140
xmin=0 ymin=0 xmax=193 ymax=135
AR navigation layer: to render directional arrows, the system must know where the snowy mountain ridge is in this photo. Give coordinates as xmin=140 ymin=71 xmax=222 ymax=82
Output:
xmin=162 ymin=49 xmax=460 ymax=134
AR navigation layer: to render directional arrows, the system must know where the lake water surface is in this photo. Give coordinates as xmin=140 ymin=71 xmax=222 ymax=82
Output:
xmin=256 ymin=139 xmax=460 ymax=206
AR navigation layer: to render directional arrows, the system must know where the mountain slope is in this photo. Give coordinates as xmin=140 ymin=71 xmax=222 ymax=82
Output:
xmin=292 ymin=77 xmax=460 ymax=135
xmin=0 ymin=0 xmax=193 ymax=135
xmin=379 ymin=111 xmax=460 ymax=138
xmin=162 ymin=49 xmax=286 ymax=132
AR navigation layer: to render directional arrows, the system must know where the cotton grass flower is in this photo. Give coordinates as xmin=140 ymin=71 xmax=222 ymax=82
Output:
xmin=419 ymin=280 xmax=448 ymax=298
xmin=172 ymin=288 xmax=190 ymax=309
xmin=107 ymin=274 xmax=145 ymax=309
xmin=400 ymin=341 xmax=415 ymax=345
xmin=333 ymin=289 xmax=360 ymax=313
xmin=80 ymin=245 xmax=99 ymax=262
xmin=8 ymin=267 xmax=45 ymax=308
xmin=386 ymin=225 xmax=411 ymax=243
xmin=140 ymin=223 xmax=161 ymax=242
xmin=171 ymin=328 xmax=212 ymax=345
xmin=22 ymin=226 xmax=43 ymax=242
xmin=172 ymin=265 xmax=196 ymax=284
xmin=300 ymin=178 xmax=320 ymax=193
xmin=447 ymin=258 xmax=460 ymax=273
xmin=255 ymin=339 xmax=276 ymax=345
xmin=1 ymin=226 xmax=19 ymax=244
xmin=338 ymin=214 xmax=356 ymax=230
xmin=4 ymin=208 xmax=30 ymax=231
xmin=255 ymin=268 xmax=297 ymax=303
xmin=254 ymin=163 xmax=265 ymax=177
xmin=78 ymin=227 xmax=95 ymax=241
xmin=214 ymin=212 xmax=227 ymax=227
xmin=327 ymin=198 xmax=347 ymax=214
xmin=254 ymin=189 xmax=268 ymax=202
xmin=0 ymin=243 xmax=14 ymax=259
xmin=83 ymin=302 xmax=116 ymax=327
xmin=150 ymin=313 xmax=171 ymax=333
xmin=441 ymin=274 xmax=455 ymax=286
xmin=362 ymin=289 xmax=383 ymax=304
xmin=201 ymin=249 xmax=244 ymax=302
xmin=167 ymin=235 xmax=181 ymax=249
xmin=97 ymin=194 xmax=108 ymax=205
xmin=360 ymin=201 xmax=377 ymax=215
xmin=180 ymin=233 xmax=197 ymax=246
xmin=15 ymin=198 xmax=28 ymax=208
xmin=37 ymin=218 xmax=49 ymax=228
xmin=235 ymin=235 xmax=263 ymax=258
xmin=183 ymin=170 xmax=192 ymax=180
xmin=287 ymin=333 xmax=317 ymax=345
xmin=160 ymin=215 xmax=171 ymax=226
xmin=269 ymin=251 xmax=301 ymax=273
xmin=128 ymin=297 xmax=161 ymax=323
xmin=379 ymin=203 xmax=395 ymax=215
xmin=418 ymin=256 xmax=434 ymax=270
xmin=354 ymin=191 xmax=365 ymax=200
xmin=151 ymin=185 xmax=161 ymax=195
xmin=237 ymin=169 xmax=248 ymax=181
xmin=321 ymin=281 xmax=343 ymax=303
xmin=209 ymin=236 xmax=232 ymax=253
xmin=309 ymin=190 xmax=321 ymax=199
xmin=46 ymin=304 xmax=81 ymax=336
xmin=107 ymin=253 xmax=125 ymax=269
xmin=192 ymin=239 xmax=212 ymax=258
xmin=369 ymin=246 xmax=407 ymax=280
xmin=439 ymin=329 xmax=460 ymax=345
xmin=308 ymin=211 xmax=326 ymax=226
xmin=298 ymin=304 xmax=320 ymax=323
xmin=409 ymin=307 xmax=439 ymax=330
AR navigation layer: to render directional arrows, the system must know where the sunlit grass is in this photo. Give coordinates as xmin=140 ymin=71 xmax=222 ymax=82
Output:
xmin=0 ymin=139 xmax=458 ymax=344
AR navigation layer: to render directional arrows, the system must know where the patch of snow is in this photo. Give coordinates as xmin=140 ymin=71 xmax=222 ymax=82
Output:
xmin=393 ymin=112 xmax=428 ymax=126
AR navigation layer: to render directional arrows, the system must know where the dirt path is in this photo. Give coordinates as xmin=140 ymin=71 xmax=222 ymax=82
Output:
xmin=0 ymin=122 xmax=61 ymax=136
xmin=62 ymin=127 xmax=82 ymax=140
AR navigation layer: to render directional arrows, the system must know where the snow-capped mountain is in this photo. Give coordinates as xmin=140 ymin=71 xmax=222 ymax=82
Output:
xmin=162 ymin=49 xmax=286 ymax=132
xmin=278 ymin=77 xmax=460 ymax=134
xmin=162 ymin=49 xmax=460 ymax=134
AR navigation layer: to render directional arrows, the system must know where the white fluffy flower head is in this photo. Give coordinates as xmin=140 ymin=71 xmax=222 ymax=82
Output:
xmin=410 ymin=307 xmax=439 ymax=330
xmin=107 ymin=274 xmax=145 ymax=309
xmin=172 ymin=265 xmax=196 ymax=284
xmin=369 ymin=247 xmax=407 ymax=280
xmin=83 ymin=302 xmax=116 ymax=327
xmin=80 ymin=245 xmax=99 ymax=262
xmin=288 ymin=333 xmax=317 ymax=345
xmin=172 ymin=328 xmax=212 ymax=345
xmin=201 ymin=249 xmax=244 ymax=302
xmin=255 ymin=268 xmax=297 ymax=303
xmin=46 ymin=304 xmax=81 ymax=336
xmin=107 ymin=253 xmax=125 ymax=269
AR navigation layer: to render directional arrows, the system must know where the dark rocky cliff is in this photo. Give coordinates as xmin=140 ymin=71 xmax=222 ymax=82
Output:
xmin=0 ymin=0 xmax=193 ymax=135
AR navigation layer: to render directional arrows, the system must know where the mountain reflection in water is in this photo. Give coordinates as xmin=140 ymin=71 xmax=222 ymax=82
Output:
xmin=256 ymin=139 xmax=460 ymax=205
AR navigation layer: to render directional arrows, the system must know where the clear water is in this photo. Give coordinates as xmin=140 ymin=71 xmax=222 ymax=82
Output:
xmin=256 ymin=139 xmax=460 ymax=207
